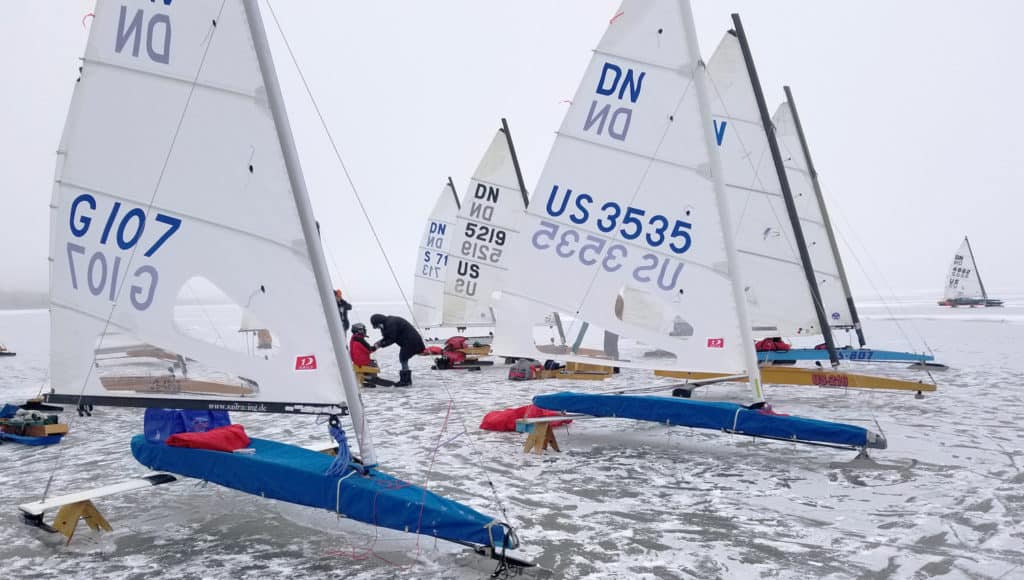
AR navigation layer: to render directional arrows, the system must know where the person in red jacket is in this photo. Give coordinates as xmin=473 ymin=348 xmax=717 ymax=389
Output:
xmin=349 ymin=323 xmax=376 ymax=367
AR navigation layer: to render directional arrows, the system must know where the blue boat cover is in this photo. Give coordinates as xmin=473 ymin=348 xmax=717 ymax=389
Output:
xmin=130 ymin=435 xmax=511 ymax=549
xmin=534 ymin=392 xmax=872 ymax=448
xmin=0 ymin=404 xmax=19 ymax=419
xmin=143 ymin=409 xmax=232 ymax=443
xmin=758 ymin=348 xmax=933 ymax=363
xmin=0 ymin=432 xmax=64 ymax=446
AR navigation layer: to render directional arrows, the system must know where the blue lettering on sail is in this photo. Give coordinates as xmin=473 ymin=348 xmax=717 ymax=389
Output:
xmin=541 ymin=185 xmax=693 ymax=255
xmin=596 ymin=63 xmax=645 ymax=103
xmin=65 ymin=193 xmax=182 ymax=310
xmin=115 ymin=4 xmax=172 ymax=64
xmin=713 ymin=120 xmax=727 ymax=146
xmin=584 ymin=62 xmax=646 ymax=141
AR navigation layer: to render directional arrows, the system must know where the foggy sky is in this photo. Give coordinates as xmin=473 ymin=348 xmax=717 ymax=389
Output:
xmin=1 ymin=1 xmax=1020 ymax=305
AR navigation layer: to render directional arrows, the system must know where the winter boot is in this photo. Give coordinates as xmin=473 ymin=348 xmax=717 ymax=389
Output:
xmin=395 ymin=370 xmax=412 ymax=387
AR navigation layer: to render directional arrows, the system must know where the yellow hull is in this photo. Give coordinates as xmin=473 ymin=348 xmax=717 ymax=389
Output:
xmin=654 ymin=367 xmax=935 ymax=393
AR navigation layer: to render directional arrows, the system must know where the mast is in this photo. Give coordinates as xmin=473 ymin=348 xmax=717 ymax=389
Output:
xmin=684 ymin=2 xmax=764 ymax=402
xmin=731 ymin=14 xmax=839 ymax=367
xmin=964 ymin=236 xmax=989 ymax=300
xmin=501 ymin=118 xmax=531 ymax=209
xmin=783 ymin=86 xmax=866 ymax=347
xmin=243 ymin=0 xmax=376 ymax=465
xmin=447 ymin=176 xmax=461 ymax=210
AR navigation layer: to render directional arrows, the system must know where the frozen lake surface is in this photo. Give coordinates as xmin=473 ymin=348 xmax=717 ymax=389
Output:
xmin=0 ymin=298 xmax=1022 ymax=579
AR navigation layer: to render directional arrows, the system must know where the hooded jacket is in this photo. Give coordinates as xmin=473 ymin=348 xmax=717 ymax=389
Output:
xmin=370 ymin=314 xmax=425 ymax=361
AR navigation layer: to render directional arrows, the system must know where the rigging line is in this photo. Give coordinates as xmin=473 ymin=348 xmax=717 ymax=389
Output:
xmin=264 ymin=2 xmax=516 ymax=524
xmin=827 ymin=194 xmax=928 ymax=354
xmin=263 ymin=2 xmax=413 ymax=325
xmin=41 ymin=3 xmax=229 ymax=502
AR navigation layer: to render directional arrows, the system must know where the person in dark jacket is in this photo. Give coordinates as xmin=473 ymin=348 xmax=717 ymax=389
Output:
xmin=370 ymin=314 xmax=425 ymax=387
xmin=334 ymin=289 xmax=352 ymax=332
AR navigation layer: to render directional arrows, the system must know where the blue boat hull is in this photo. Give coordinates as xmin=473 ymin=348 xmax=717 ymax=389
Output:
xmin=130 ymin=435 xmax=512 ymax=549
xmin=0 ymin=432 xmax=63 ymax=446
xmin=758 ymin=348 xmax=933 ymax=363
xmin=534 ymin=392 xmax=884 ymax=449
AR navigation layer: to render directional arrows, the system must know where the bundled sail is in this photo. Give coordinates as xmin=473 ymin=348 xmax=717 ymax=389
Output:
xmin=443 ymin=126 xmax=528 ymax=327
xmin=412 ymin=179 xmax=460 ymax=328
xmin=939 ymin=236 xmax=1003 ymax=307
xmin=493 ymin=0 xmax=754 ymax=375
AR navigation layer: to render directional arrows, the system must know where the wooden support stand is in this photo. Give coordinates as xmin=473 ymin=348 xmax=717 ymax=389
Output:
xmin=536 ymin=362 xmax=615 ymax=381
xmin=354 ymin=365 xmax=380 ymax=387
xmin=52 ymin=500 xmax=112 ymax=544
xmin=516 ymin=420 xmax=560 ymax=455
xmin=461 ymin=345 xmax=492 ymax=358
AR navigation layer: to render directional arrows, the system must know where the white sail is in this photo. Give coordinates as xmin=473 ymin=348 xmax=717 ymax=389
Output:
xmin=493 ymin=0 xmax=754 ymax=375
xmin=412 ymin=180 xmax=460 ymax=329
xmin=706 ymin=32 xmax=820 ymax=338
xmin=944 ymin=237 xmax=984 ymax=300
xmin=772 ymin=101 xmax=854 ymax=329
xmin=442 ymin=128 xmax=526 ymax=327
xmin=49 ymin=0 xmax=346 ymax=411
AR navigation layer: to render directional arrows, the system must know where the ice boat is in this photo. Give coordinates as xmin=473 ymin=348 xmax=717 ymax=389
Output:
xmin=491 ymin=1 xmax=890 ymax=448
xmin=534 ymin=392 xmax=885 ymax=451
xmin=938 ymin=236 xmax=1003 ymax=307
xmin=25 ymin=0 xmax=523 ymax=564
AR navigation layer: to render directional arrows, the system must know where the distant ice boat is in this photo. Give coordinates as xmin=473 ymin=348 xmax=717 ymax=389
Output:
xmin=938 ymin=236 xmax=1003 ymax=307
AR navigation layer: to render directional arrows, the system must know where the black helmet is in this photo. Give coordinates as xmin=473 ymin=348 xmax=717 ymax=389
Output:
xmin=352 ymin=323 xmax=367 ymax=335
xmin=370 ymin=314 xmax=387 ymax=329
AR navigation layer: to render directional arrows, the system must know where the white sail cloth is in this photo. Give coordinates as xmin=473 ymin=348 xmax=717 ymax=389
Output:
xmin=442 ymin=129 xmax=527 ymax=327
xmin=493 ymin=0 xmax=750 ymax=374
xmin=943 ymin=237 xmax=983 ymax=300
xmin=706 ymin=32 xmax=820 ymax=338
xmin=49 ymin=0 xmax=346 ymax=409
xmin=772 ymin=102 xmax=854 ymax=329
xmin=412 ymin=181 xmax=459 ymax=329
